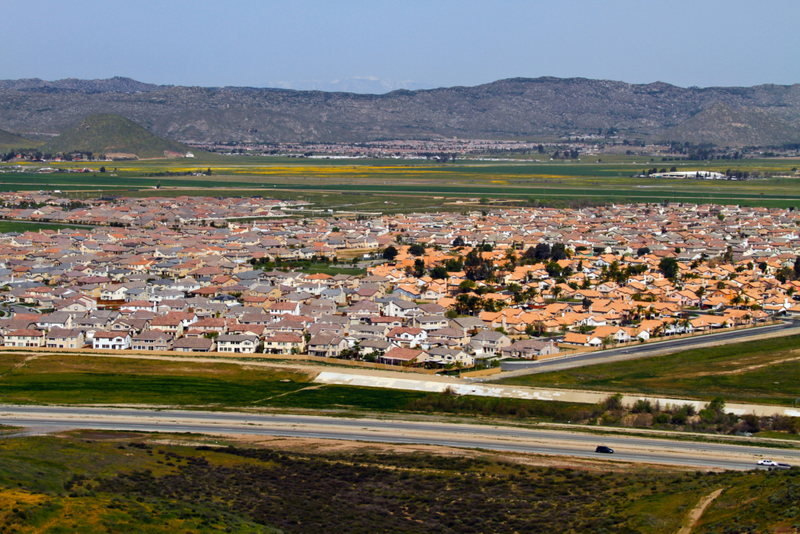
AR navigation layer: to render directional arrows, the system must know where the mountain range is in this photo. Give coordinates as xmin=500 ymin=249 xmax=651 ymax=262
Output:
xmin=0 ymin=76 xmax=798 ymax=146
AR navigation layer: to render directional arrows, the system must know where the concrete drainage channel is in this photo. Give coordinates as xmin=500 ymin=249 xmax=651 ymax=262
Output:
xmin=312 ymin=371 xmax=800 ymax=417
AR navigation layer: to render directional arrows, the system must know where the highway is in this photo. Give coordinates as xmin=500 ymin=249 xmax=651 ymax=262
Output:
xmin=2 ymin=405 xmax=798 ymax=471
xmin=500 ymin=319 xmax=800 ymax=374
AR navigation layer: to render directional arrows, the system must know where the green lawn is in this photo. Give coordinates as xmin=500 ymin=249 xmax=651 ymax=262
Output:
xmin=496 ymin=335 xmax=800 ymax=405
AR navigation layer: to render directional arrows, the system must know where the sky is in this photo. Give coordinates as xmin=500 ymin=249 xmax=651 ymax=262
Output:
xmin=3 ymin=0 xmax=799 ymax=91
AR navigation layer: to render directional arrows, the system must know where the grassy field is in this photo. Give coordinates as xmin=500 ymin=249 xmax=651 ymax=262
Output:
xmin=497 ymin=335 xmax=800 ymax=405
xmin=0 ymin=353 xmax=576 ymax=416
xmin=2 ymin=156 xmax=800 ymax=211
xmin=0 ymin=221 xmax=91 ymax=233
xmin=0 ymin=353 xmax=446 ymax=411
xmin=2 ymin=431 xmax=798 ymax=533
xmin=257 ymin=260 xmax=367 ymax=276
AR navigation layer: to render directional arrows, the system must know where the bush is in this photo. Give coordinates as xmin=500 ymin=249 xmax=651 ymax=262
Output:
xmin=631 ymin=399 xmax=653 ymax=414
xmin=653 ymin=413 xmax=670 ymax=425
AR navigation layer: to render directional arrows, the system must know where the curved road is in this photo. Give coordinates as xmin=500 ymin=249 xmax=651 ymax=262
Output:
xmin=2 ymin=405 xmax=797 ymax=471
xmin=500 ymin=320 xmax=800 ymax=374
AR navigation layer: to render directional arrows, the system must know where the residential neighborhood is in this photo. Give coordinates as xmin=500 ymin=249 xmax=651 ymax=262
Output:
xmin=0 ymin=192 xmax=798 ymax=370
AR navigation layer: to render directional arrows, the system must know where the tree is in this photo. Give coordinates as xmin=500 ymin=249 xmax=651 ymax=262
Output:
xmin=408 ymin=243 xmax=426 ymax=256
xmin=550 ymin=243 xmax=568 ymax=260
xmin=382 ymin=245 xmax=398 ymax=261
xmin=658 ymin=257 xmax=679 ymax=280
xmin=413 ymin=258 xmax=425 ymax=277
xmin=458 ymin=279 xmax=476 ymax=293
xmin=533 ymin=243 xmax=551 ymax=261
xmin=551 ymin=285 xmax=563 ymax=301
xmin=637 ymin=246 xmax=650 ymax=257
xmin=452 ymin=236 xmax=465 ymax=247
xmin=545 ymin=261 xmax=563 ymax=278
xmin=431 ymin=266 xmax=448 ymax=279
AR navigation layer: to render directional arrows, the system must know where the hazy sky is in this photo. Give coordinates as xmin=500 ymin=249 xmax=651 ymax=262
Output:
xmin=3 ymin=0 xmax=798 ymax=90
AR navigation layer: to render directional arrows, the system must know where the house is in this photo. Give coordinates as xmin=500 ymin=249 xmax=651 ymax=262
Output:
xmin=450 ymin=316 xmax=488 ymax=334
xmin=267 ymin=301 xmax=301 ymax=317
xmin=501 ymin=338 xmax=559 ymax=359
xmin=148 ymin=314 xmax=187 ymax=336
xmin=307 ymin=334 xmax=348 ymax=358
xmin=386 ymin=327 xmax=427 ymax=348
xmin=45 ymin=328 xmax=85 ymax=349
xmin=591 ymin=326 xmax=633 ymax=344
xmin=173 ymin=336 xmax=215 ymax=352
xmin=562 ymin=332 xmax=603 ymax=347
xmin=216 ymin=334 xmax=260 ymax=354
xmin=427 ymin=346 xmax=474 ymax=368
xmin=58 ymin=295 xmax=97 ymax=313
xmin=4 ymin=329 xmax=45 ymax=348
xmin=92 ymin=331 xmax=132 ymax=350
xmin=425 ymin=327 xmax=470 ymax=347
xmin=36 ymin=311 xmax=74 ymax=330
xmin=412 ymin=315 xmax=451 ymax=331
xmin=263 ymin=333 xmax=305 ymax=355
xmin=131 ymin=331 xmax=174 ymax=351
xmin=468 ymin=329 xmax=512 ymax=358
xmin=378 ymin=347 xmax=429 ymax=366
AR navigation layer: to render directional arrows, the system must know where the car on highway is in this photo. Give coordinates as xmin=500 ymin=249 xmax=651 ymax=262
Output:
xmin=595 ymin=446 xmax=614 ymax=454
xmin=758 ymin=459 xmax=777 ymax=466
xmin=772 ymin=463 xmax=792 ymax=470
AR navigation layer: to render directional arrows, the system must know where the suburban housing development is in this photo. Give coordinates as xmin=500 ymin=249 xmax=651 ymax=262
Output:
xmin=0 ymin=191 xmax=798 ymax=369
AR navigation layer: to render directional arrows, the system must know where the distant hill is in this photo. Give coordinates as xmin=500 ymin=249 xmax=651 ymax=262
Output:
xmin=1 ymin=77 xmax=799 ymax=146
xmin=267 ymin=77 xmax=432 ymax=94
xmin=0 ymin=76 xmax=161 ymax=93
xmin=0 ymin=128 xmax=36 ymax=151
xmin=41 ymin=114 xmax=193 ymax=159
xmin=660 ymin=102 xmax=800 ymax=146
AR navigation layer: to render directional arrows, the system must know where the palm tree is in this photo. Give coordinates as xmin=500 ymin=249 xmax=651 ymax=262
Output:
xmin=551 ymin=285 xmax=563 ymax=301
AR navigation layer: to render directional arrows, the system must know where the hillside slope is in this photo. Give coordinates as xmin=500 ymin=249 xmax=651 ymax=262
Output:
xmin=660 ymin=102 xmax=800 ymax=146
xmin=0 ymin=128 xmax=36 ymax=151
xmin=41 ymin=114 xmax=193 ymax=159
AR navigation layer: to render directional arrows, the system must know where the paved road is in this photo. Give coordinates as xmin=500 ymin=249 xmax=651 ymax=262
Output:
xmin=2 ymin=405 xmax=797 ymax=471
xmin=500 ymin=320 xmax=800 ymax=374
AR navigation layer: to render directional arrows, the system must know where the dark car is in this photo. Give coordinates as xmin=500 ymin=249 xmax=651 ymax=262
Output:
xmin=595 ymin=446 xmax=614 ymax=454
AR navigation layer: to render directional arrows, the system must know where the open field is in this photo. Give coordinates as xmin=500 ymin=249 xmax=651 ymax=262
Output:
xmin=0 ymin=353 xmax=584 ymax=417
xmin=0 ymin=221 xmax=92 ymax=233
xmin=2 ymin=156 xmax=800 ymax=211
xmin=0 ymin=430 xmax=798 ymax=533
xmin=3 ymin=352 xmax=800 ymax=441
xmin=497 ymin=335 xmax=800 ymax=405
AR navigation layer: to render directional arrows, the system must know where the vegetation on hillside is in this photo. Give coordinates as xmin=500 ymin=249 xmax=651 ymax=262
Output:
xmin=1 ymin=432 xmax=799 ymax=533
xmin=40 ymin=114 xmax=194 ymax=159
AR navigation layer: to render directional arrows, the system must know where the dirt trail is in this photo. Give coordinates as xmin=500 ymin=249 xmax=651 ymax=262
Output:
xmin=677 ymin=488 xmax=724 ymax=534
xmin=0 ymin=354 xmax=40 ymax=377
xmin=686 ymin=351 xmax=800 ymax=377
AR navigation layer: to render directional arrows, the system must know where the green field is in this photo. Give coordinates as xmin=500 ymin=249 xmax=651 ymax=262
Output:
xmin=0 ymin=353 xmax=443 ymax=411
xmin=496 ymin=335 xmax=800 ymax=405
xmin=0 ymin=221 xmax=91 ymax=233
xmin=0 ymin=354 xmax=577 ymax=416
xmin=1 ymin=431 xmax=798 ymax=533
xmin=2 ymin=155 xmax=800 ymax=211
